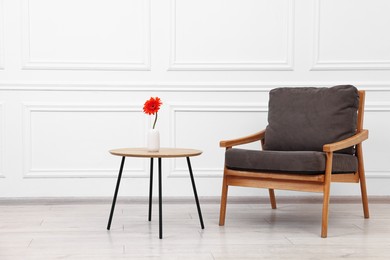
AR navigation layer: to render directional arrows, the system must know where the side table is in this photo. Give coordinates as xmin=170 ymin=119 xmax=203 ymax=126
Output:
xmin=107 ymin=148 xmax=204 ymax=239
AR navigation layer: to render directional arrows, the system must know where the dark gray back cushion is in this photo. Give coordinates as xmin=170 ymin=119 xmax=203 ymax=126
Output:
xmin=263 ymin=85 xmax=359 ymax=154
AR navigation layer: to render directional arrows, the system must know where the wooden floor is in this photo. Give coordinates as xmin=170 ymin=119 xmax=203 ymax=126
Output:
xmin=1 ymin=198 xmax=390 ymax=259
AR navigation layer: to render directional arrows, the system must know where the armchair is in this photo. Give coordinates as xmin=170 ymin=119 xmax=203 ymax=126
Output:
xmin=219 ymin=85 xmax=369 ymax=238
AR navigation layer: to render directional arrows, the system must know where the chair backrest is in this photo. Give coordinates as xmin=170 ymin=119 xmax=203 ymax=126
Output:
xmin=263 ymin=85 xmax=360 ymax=154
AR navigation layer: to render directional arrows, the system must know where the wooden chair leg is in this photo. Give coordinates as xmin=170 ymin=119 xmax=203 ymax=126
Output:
xmin=360 ymin=174 xmax=370 ymax=219
xmin=321 ymin=152 xmax=333 ymax=238
xmin=321 ymin=182 xmax=331 ymax=238
xmin=219 ymin=175 xmax=229 ymax=226
xmin=268 ymin=189 xmax=277 ymax=209
xmin=357 ymin=145 xmax=369 ymax=218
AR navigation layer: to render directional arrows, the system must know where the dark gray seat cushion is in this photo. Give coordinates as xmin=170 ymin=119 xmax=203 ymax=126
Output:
xmin=225 ymin=148 xmax=358 ymax=174
xmin=263 ymin=85 xmax=359 ymax=154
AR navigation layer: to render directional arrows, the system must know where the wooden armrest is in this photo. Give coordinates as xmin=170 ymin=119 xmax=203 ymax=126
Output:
xmin=220 ymin=130 xmax=266 ymax=148
xmin=323 ymin=129 xmax=369 ymax=152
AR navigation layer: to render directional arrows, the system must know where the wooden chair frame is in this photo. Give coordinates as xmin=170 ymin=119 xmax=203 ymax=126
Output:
xmin=219 ymin=90 xmax=369 ymax=238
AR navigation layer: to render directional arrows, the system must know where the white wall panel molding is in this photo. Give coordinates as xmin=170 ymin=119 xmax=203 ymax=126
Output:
xmin=362 ymin=102 xmax=390 ymax=179
xmin=21 ymin=0 xmax=151 ymax=71
xmin=169 ymin=0 xmax=294 ymax=71
xmin=0 ymin=103 xmax=4 ymax=178
xmin=0 ymin=0 xmax=4 ymax=69
xmin=365 ymin=102 xmax=390 ymax=112
xmin=0 ymin=81 xmax=273 ymax=92
xmin=22 ymin=104 xmax=149 ymax=178
xmin=169 ymin=103 xmax=268 ymax=177
xmin=312 ymin=0 xmax=390 ymax=71
xmin=1 ymin=81 xmax=390 ymax=92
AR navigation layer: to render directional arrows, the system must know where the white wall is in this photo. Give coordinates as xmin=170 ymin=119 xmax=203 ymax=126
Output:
xmin=0 ymin=0 xmax=390 ymax=198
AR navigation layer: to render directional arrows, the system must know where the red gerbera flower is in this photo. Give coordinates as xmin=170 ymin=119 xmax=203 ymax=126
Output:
xmin=143 ymin=97 xmax=162 ymax=115
xmin=143 ymin=97 xmax=162 ymax=129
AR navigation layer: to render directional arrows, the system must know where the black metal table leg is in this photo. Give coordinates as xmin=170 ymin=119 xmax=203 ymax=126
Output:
xmin=148 ymin=158 xmax=154 ymax=221
xmin=158 ymin=158 xmax=163 ymax=239
xmin=107 ymin=156 xmax=126 ymax=230
xmin=186 ymin=157 xmax=205 ymax=229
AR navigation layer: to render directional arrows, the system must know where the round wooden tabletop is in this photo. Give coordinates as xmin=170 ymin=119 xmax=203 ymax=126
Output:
xmin=109 ymin=148 xmax=202 ymax=158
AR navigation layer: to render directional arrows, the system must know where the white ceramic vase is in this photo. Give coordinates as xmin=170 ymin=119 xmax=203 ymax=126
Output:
xmin=147 ymin=129 xmax=160 ymax=152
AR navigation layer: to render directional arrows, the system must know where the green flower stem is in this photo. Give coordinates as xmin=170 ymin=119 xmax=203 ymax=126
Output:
xmin=152 ymin=112 xmax=158 ymax=129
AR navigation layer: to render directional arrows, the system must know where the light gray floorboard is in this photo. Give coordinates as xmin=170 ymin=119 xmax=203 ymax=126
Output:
xmin=1 ymin=200 xmax=390 ymax=259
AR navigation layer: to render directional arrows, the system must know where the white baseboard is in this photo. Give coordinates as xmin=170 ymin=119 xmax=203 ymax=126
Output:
xmin=0 ymin=195 xmax=389 ymax=205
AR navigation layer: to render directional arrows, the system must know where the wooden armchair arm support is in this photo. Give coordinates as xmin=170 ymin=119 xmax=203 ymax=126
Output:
xmin=220 ymin=130 xmax=266 ymax=148
xmin=323 ymin=129 xmax=369 ymax=152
